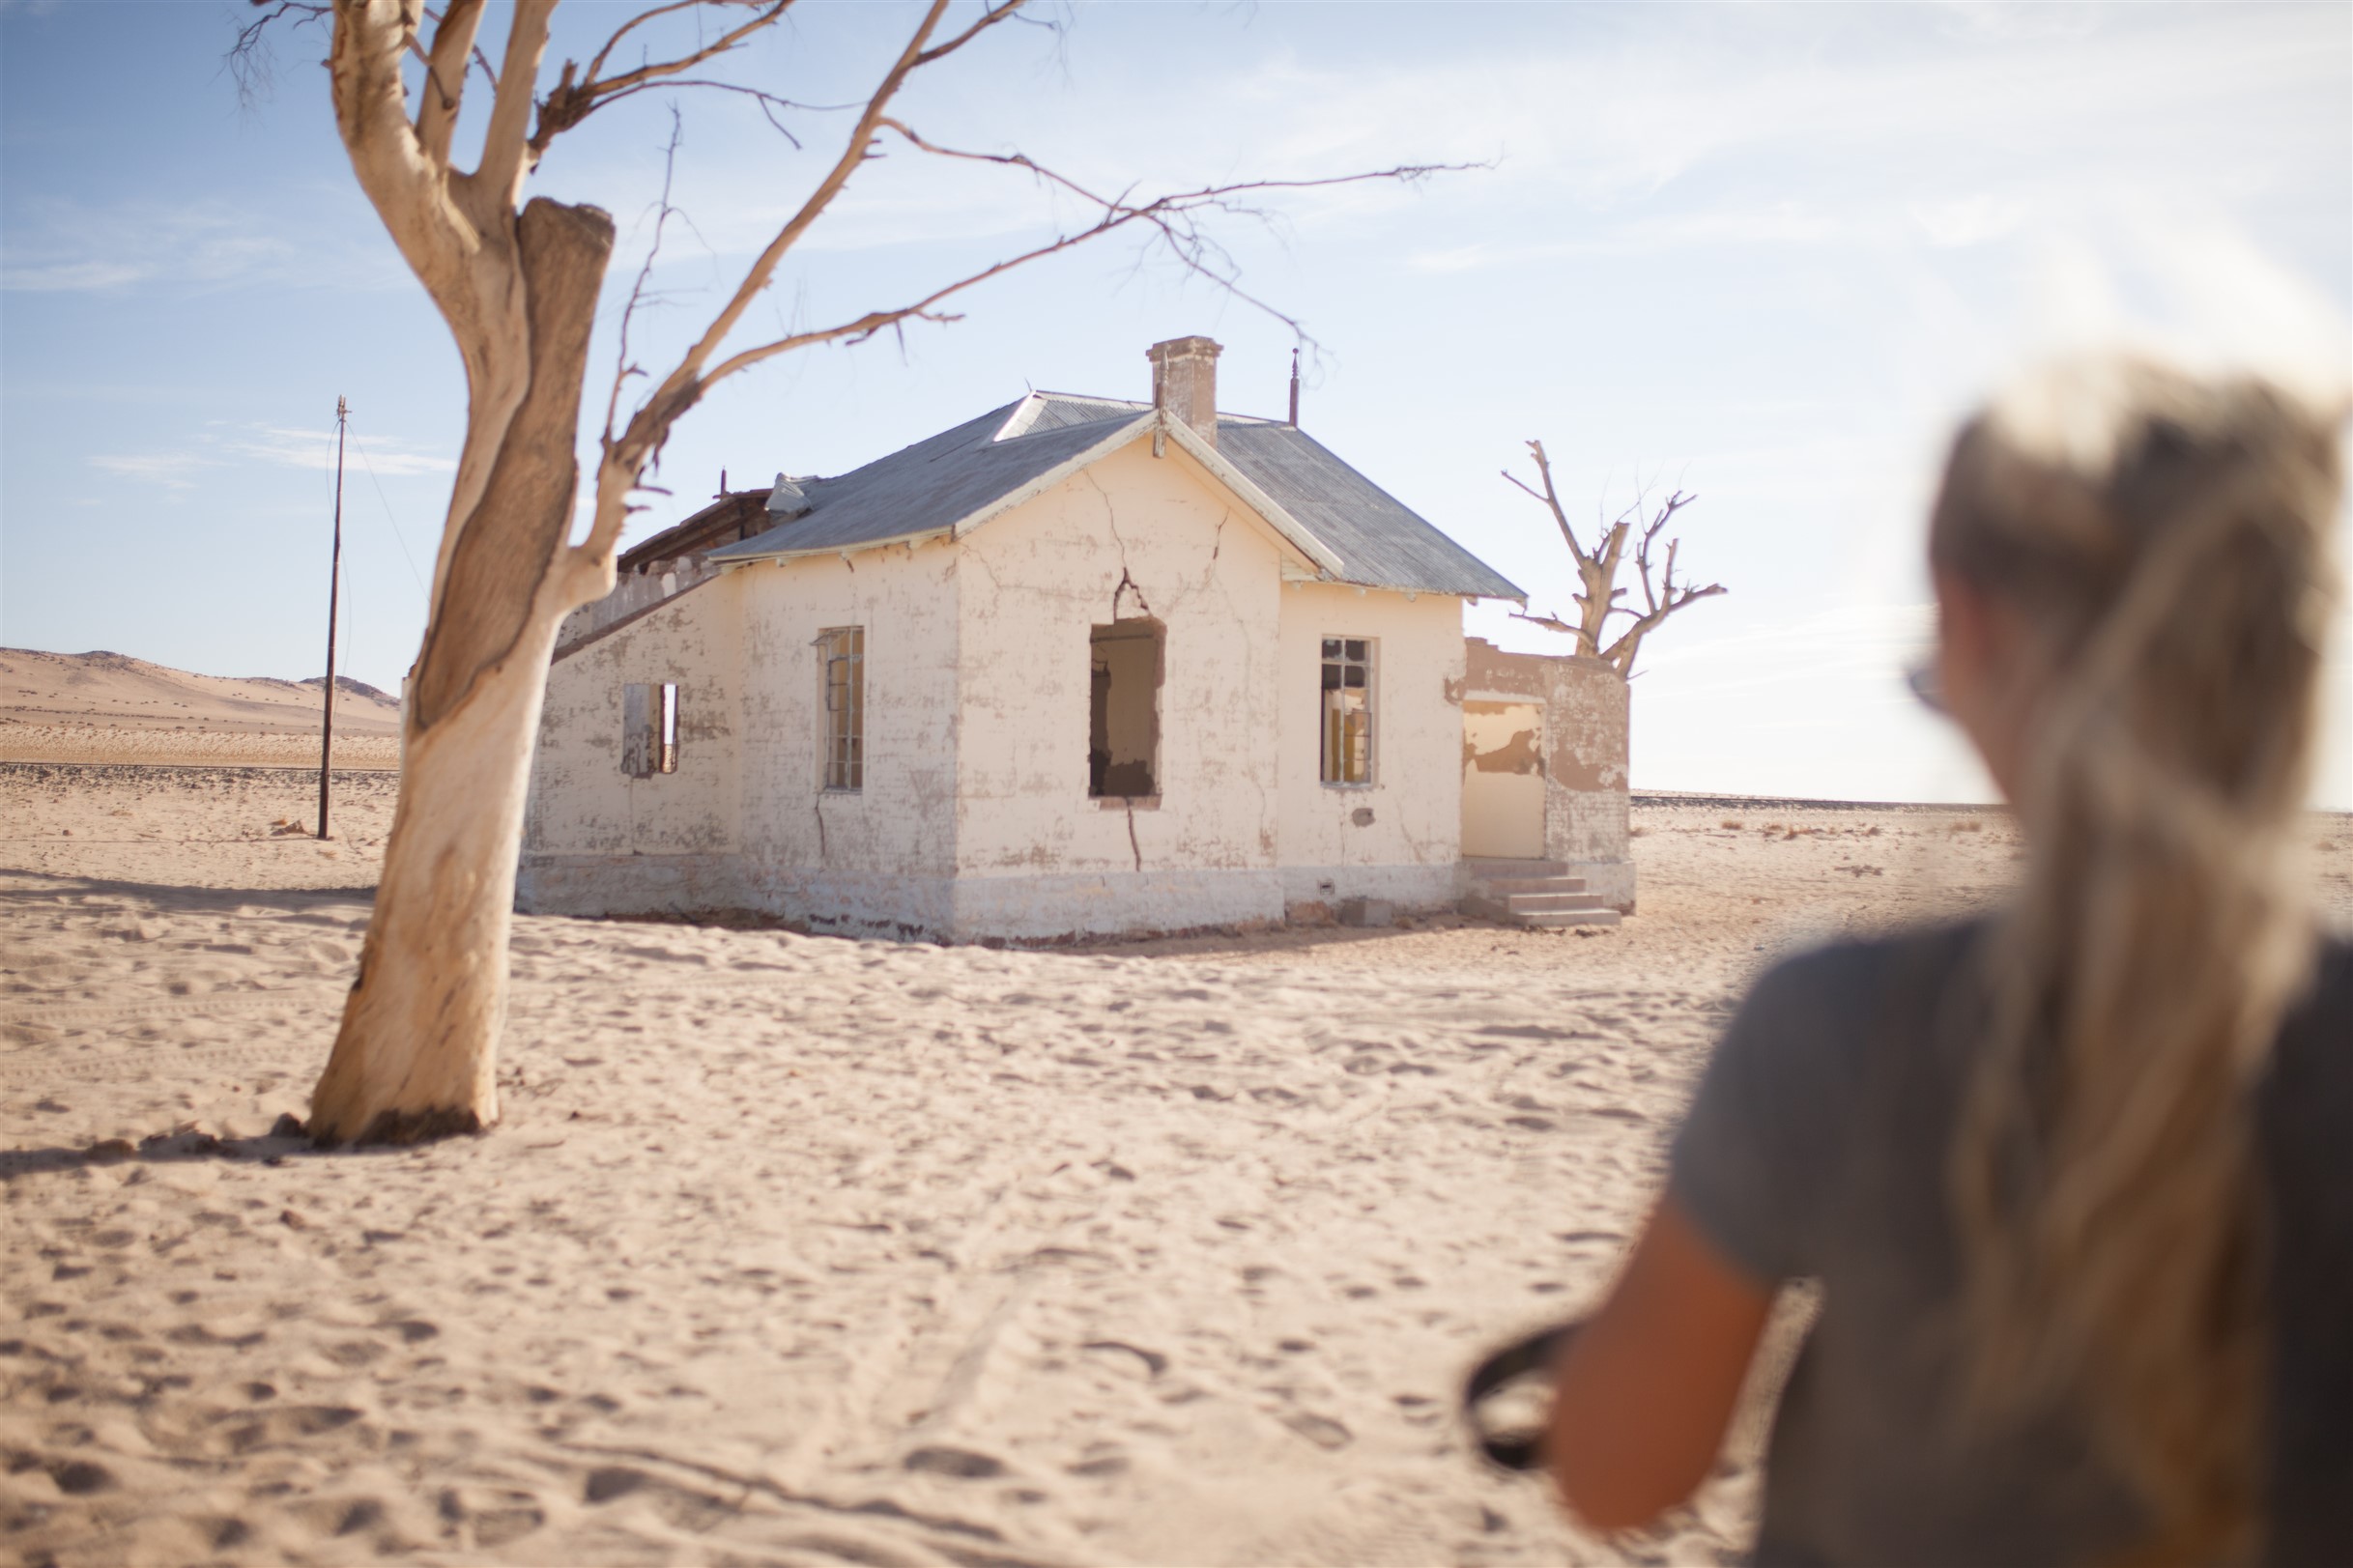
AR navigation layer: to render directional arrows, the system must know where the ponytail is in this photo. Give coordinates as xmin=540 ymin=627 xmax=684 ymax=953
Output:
xmin=1936 ymin=359 xmax=2343 ymax=1562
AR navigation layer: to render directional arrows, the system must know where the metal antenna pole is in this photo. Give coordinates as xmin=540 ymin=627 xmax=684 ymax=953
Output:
xmin=319 ymin=395 xmax=347 ymax=841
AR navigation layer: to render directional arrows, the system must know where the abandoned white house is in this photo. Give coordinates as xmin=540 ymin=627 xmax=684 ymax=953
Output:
xmin=519 ymin=336 xmax=1633 ymax=940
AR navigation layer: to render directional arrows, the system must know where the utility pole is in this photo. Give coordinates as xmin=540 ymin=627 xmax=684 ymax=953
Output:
xmin=319 ymin=395 xmax=347 ymax=841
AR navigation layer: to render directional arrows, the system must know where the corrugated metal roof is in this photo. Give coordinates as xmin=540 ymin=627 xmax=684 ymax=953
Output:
xmin=708 ymin=400 xmax=1137 ymax=561
xmin=1213 ymin=420 xmax=1523 ymax=600
xmin=707 ymin=393 xmax=1523 ymax=601
xmin=1023 ymin=392 xmax=1148 ymax=433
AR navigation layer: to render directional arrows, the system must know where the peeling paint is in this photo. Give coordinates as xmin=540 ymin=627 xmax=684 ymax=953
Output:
xmin=1466 ymin=722 xmax=1542 ymax=776
xmin=1460 ymin=638 xmax=1633 ymax=907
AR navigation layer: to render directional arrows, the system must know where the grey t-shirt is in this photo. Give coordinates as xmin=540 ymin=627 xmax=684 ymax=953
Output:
xmin=1671 ymin=920 xmax=2353 ymax=1566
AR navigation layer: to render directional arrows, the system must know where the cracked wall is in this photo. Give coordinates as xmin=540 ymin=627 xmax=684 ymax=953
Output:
xmin=953 ymin=439 xmax=1284 ymax=933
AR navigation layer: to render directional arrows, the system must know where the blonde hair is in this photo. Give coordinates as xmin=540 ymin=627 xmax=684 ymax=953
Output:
xmin=1933 ymin=356 xmax=2343 ymax=1563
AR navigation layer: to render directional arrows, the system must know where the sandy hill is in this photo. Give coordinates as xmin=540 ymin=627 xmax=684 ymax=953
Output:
xmin=0 ymin=647 xmax=403 ymax=768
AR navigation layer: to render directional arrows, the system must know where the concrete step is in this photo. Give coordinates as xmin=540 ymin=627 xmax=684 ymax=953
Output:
xmin=1462 ymin=891 xmax=1619 ymax=927
xmin=1476 ymin=876 xmax=1589 ymax=898
xmin=1502 ymin=892 xmax=1609 ymax=914
xmin=1462 ymin=860 xmax=1624 ymax=930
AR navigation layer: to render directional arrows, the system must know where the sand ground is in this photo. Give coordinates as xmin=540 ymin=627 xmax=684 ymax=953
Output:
xmin=4 ymin=764 xmax=2347 ymax=1567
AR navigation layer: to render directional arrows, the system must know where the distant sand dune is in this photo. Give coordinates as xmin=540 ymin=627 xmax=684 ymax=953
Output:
xmin=0 ymin=647 xmax=401 ymax=768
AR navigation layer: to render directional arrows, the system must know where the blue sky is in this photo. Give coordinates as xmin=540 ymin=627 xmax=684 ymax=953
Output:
xmin=2 ymin=1 xmax=2346 ymax=805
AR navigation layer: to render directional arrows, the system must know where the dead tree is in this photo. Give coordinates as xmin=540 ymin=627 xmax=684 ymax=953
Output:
xmin=1503 ymin=439 xmax=1725 ymax=676
xmin=233 ymin=0 xmax=1444 ymax=1146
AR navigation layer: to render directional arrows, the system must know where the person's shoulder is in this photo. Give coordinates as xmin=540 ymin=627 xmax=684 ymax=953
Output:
xmin=2273 ymin=934 xmax=2353 ymax=1083
xmin=1741 ymin=916 xmax=1990 ymax=1032
xmin=2306 ymin=933 xmax=2353 ymax=1006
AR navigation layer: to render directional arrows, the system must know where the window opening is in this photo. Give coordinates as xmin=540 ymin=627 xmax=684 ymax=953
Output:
xmin=1320 ymin=638 xmax=1373 ymax=784
xmin=819 ymin=627 xmax=863 ymax=791
xmin=621 ymin=682 xmax=680 ymax=777
xmin=1088 ymin=619 xmax=1162 ymax=798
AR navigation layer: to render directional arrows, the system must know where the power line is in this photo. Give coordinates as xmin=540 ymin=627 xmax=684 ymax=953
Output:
xmin=345 ymin=426 xmax=433 ymax=602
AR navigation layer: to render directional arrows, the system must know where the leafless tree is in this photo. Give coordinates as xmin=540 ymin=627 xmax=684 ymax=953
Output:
xmin=233 ymin=0 xmax=1447 ymax=1146
xmin=1503 ymin=439 xmax=1725 ymax=676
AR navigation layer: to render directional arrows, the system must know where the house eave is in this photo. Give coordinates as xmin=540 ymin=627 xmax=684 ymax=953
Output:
xmin=719 ymin=525 xmax=955 ymax=567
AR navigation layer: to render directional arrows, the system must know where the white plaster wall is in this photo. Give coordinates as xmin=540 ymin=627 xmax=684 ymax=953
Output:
xmin=732 ymin=540 xmax=961 ymax=931
xmin=520 ymin=572 xmax=746 ymax=912
xmin=952 ymin=438 xmax=1289 ymax=936
xmin=1277 ymin=584 xmax=1468 ymax=911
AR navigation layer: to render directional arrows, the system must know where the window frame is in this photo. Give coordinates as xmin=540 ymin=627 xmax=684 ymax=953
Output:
xmin=1318 ymin=636 xmax=1375 ymax=787
xmin=1087 ymin=617 xmax=1165 ymax=801
xmin=621 ymin=681 xmax=680 ymax=778
xmin=818 ymin=626 xmax=864 ymax=793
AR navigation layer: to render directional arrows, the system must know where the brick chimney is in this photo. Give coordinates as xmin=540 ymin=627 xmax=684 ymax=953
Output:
xmin=1147 ymin=335 xmax=1221 ymax=450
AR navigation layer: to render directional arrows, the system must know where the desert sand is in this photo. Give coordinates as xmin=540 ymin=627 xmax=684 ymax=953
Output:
xmin=5 ymin=763 xmax=2348 ymax=1567
xmin=0 ymin=649 xmax=402 ymax=770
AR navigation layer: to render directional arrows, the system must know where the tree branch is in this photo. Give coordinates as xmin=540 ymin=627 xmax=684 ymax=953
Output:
xmin=913 ymin=0 xmax=1033 ymax=66
xmin=422 ymin=4 xmax=502 ymax=91
xmin=702 ymin=151 xmax=1455 ymax=391
xmin=229 ymin=1 xmax=331 ymax=110
xmin=1504 ymin=440 xmax=1593 ymax=568
xmin=532 ymin=0 xmax=798 ymax=154
xmin=1595 ymin=489 xmax=1721 ymax=671
xmin=1506 ymin=447 xmax=1722 ymax=670
xmin=873 ymin=119 xmax=1462 ymax=348
xmin=553 ymin=76 xmax=845 ymax=149
xmin=474 ymin=0 xmax=560 ymax=203
xmin=416 ymin=0 xmax=486 ymax=169
xmin=562 ymin=0 xmax=964 ymax=576
xmin=604 ymin=109 xmax=689 ymax=445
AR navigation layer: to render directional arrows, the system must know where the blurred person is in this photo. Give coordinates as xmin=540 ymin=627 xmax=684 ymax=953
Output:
xmin=1541 ymin=356 xmax=2351 ymax=1565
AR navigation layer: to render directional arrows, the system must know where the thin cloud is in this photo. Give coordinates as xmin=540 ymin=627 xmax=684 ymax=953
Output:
xmin=92 ymin=423 xmax=453 ymax=490
xmin=0 ymin=194 xmax=403 ymax=296
xmin=220 ymin=424 xmax=454 ymax=477
xmin=89 ymin=452 xmax=215 ymax=491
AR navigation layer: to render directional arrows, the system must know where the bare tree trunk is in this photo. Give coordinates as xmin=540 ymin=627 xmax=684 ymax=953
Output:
xmin=308 ymin=621 xmax=559 ymax=1141
xmin=308 ymin=198 xmax=614 ymax=1146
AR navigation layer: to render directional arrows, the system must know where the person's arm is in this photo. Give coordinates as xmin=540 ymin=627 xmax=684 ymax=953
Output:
xmin=1545 ymin=1194 xmax=1775 ymax=1532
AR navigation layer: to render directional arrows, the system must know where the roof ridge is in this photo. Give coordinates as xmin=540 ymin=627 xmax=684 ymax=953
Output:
xmin=1031 ymin=389 xmax=1279 ymax=426
xmin=1032 ymin=389 xmax=1147 ymax=406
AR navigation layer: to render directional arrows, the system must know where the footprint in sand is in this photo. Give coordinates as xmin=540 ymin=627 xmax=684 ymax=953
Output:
xmin=216 ymin=1403 xmax=362 ymax=1454
xmin=1080 ymin=1340 xmax=1167 ymax=1378
xmin=1278 ymin=1411 xmax=1352 ymax=1450
xmin=40 ymin=1457 xmax=117 ymax=1496
xmin=903 ymin=1445 xmax=1007 ymax=1479
xmin=440 ymin=1486 xmax=547 ymax=1548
